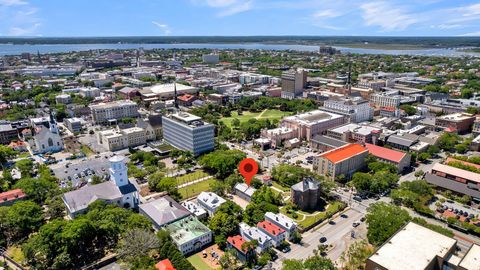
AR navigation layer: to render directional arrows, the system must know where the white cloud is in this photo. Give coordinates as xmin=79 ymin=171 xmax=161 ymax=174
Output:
xmin=360 ymin=1 xmax=418 ymax=31
xmin=9 ymin=22 xmax=40 ymax=36
xmin=313 ymin=9 xmax=342 ymax=18
xmin=152 ymin=21 xmax=171 ymax=35
xmin=0 ymin=0 xmax=41 ymax=36
xmin=431 ymin=24 xmax=463 ymax=30
xmin=0 ymin=0 xmax=27 ymax=6
xmin=194 ymin=0 xmax=253 ymax=17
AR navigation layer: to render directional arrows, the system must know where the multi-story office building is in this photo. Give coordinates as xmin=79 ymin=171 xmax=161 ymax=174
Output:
xmin=282 ymin=110 xmax=345 ymax=141
xmin=162 ymin=112 xmax=214 ymax=156
xmin=371 ymin=92 xmax=401 ymax=108
xmin=322 ymin=97 xmax=373 ymax=123
xmin=281 ymin=69 xmax=306 ymax=99
xmin=97 ymin=126 xmax=155 ymax=151
xmin=314 ymin=143 xmax=368 ymax=180
xmin=90 ymin=100 xmax=139 ymax=124
xmin=435 ymin=113 xmax=475 ymax=134
xmin=79 ymin=87 xmax=101 ymax=98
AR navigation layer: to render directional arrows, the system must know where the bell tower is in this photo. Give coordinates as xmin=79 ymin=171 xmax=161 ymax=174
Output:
xmin=109 ymin=156 xmax=128 ymax=187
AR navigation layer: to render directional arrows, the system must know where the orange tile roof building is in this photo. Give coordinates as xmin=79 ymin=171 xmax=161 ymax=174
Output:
xmin=227 ymin=235 xmax=255 ymax=263
xmin=365 ymin=143 xmax=411 ymax=172
xmin=314 ymin=143 xmax=368 ymax=180
xmin=155 ymin=259 xmax=176 ymax=270
xmin=257 ymin=221 xmax=286 ymax=247
xmin=0 ymin=188 xmax=26 ymax=206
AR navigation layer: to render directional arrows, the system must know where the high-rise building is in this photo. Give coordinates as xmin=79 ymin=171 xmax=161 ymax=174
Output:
xmin=281 ymin=69 xmax=307 ymax=99
xmin=89 ymin=100 xmax=139 ymax=124
xmin=162 ymin=112 xmax=214 ymax=156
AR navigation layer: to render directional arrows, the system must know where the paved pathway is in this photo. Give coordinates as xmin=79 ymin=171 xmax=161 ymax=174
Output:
xmin=177 ymin=175 xmax=213 ymax=189
xmin=255 ymin=109 xmax=268 ymax=119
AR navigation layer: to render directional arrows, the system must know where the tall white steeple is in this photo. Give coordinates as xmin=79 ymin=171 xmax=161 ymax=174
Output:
xmin=109 ymin=155 xmax=128 ymax=187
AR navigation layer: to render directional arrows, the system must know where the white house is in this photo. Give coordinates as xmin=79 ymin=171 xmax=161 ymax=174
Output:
xmin=257 ymin=220 xmax=287 ymax=247
xmin=239 ymin=222 xmax=272 ymax=253
xmin=264 ymin=212 xmax=298 ymax=240
xmin=196 ymin=192 xmax=226 ymax=216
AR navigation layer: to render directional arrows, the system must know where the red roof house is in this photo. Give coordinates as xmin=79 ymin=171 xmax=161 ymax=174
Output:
xmin=0 ymin=189 xmax=27 ymax=206
xmin=155 ymin=259 xmax=176 ymax=270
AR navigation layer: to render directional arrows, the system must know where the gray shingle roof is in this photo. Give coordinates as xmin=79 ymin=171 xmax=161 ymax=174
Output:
xmin=62 ymin=182 xmax=122 ymax=214
xmin=311 ymin=135 xmax=348 ymax=148
xmin=139 ymin=196 xmax=190 ymax=227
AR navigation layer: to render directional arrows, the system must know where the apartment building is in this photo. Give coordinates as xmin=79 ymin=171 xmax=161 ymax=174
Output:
xmin=239 ymin=222 xmax=273 ymax=253
xmin=281 ymin=69 xmax=306 ymax=99
xmin=371 ymin=92 xmax=401 ymax=108
xmin=196 ymin=192 xmax=226 ymax=217
xmin=314 ymin=143 xmax=368 ymax=180
xmin=64 ymin=117 xmax=85 ymax=133
xmin=162 ymin=112 xmax=214 ymax=156
xmin=90 ymin=100 xmax=139 ymax=124
xmin=257 ymin=221 xmax=286 ymax=247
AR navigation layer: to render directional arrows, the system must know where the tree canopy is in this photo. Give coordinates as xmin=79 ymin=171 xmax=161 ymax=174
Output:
xmin=199 ymin=150 xmax=246 ymax=179
xmin=366 ymin=202 xmax=411 ymax=246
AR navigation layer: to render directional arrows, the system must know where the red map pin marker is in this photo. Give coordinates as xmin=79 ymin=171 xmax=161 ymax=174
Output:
xmin=239 ymin=158 xmax=258 ymax=186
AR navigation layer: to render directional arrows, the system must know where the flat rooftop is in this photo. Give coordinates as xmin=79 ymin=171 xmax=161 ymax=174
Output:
xmin=149 ymin=83 xmax=197 ymax=95
xmin=284 ymin=110 xmax=343 ymax=126
xmin=432 ymin=163 xmax=480 ymax=184
xmin=368 ymin=222 xmax=457 ymax=270
xmin=319 ymin=143 xmax=367 ymax=164
xmin=459 ymin=244 xmax=480 ymax=270
xmin=166 ymin=216 xmax=211 ymax=245
xmin=437 ymin=113 xmax=474 ymax=121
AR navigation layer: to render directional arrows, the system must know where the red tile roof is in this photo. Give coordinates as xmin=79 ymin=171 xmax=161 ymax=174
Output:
xmin=155 ymin=259 xmax=176 ymax=270
xmin=319 ymin=143 xmax=367 ymax=163
xmin=0 ymin=189 xmax=26 ymax=203
xmin=178 ymin=94 xmax=195 ymax=102
xmin=257 ymin=221 xmax=285 ymax=236
xmin=365 ymin=143 xmax=406 ymax=163
xmin=445 ymin=157 xmax=480 ymax=170
xmin=227 ymin=235 xmax=249 ymax=253
xmin=380 ymin=106 xmax=395 ymax=112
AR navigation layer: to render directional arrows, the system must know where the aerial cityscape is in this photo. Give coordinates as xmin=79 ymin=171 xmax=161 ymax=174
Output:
xmin=1 ymin=1 xmax=480 ymax=270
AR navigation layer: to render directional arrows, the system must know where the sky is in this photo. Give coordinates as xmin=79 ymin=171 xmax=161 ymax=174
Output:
xmin=0 ymin=0 xmax=480 ymax=37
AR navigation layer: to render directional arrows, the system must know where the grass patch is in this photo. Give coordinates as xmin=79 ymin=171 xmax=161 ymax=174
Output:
xmin=80 ymin=145 xmax=95 ymax=157
xmin=18 ymin=152 xmax=31 ymax=158
xmin=272 ymin=181 xmax=290 ymax=192
xmin=179 ymin=178 xmax=216 ymax=199
xmin=298 ymin=201 xmax=347 ymax=229
xmin=156 ymin=143 xmax=174 ymax=152
xmin=188 ymin=254 xmax=216 ymax=270
xmin=219 ymin=109 xmax=292 ymax=128
xmin=280 ymin=207 xmax=304 ymax=222
xmin=176 ymin=170 xmax=210 ymax=186
xmin=6 ymin=246 xmax=25 ymax=264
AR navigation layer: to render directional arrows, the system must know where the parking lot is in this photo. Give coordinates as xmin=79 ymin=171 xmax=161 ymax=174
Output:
xmin=50 ymin=153 xmax=122 ymax=188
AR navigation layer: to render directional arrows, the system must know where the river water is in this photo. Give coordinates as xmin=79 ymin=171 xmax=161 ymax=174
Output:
xmin=0 ymin=43 xmax=478 ymax=57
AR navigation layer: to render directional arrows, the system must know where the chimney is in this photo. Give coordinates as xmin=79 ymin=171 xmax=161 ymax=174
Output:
xmin=169 ymin=201 xmax=173 ymax=207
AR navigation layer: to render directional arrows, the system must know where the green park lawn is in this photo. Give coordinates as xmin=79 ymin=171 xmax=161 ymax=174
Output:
xmin=220 ymin=109 xmax=292 ymax=128
xmin=178 ymin=178 xmax=216 ymax=199
xmin=187 ymin=254 xmax=217 ymax=270
xmin=176 ymin=170 xmax=210 ymax=186
xmin=280 ymin=201 xmax=346 ymax=229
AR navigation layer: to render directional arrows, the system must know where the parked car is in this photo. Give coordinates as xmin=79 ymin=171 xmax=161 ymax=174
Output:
xmin=353 ymin=196 xmax=362 ymax=202
xmin=352 ymin=222 xmax=360 ymax=227
xmin=319 ymin=237 xmax=327 ymax=243
xmin=281 ymin=246 xmax=291 ymax=253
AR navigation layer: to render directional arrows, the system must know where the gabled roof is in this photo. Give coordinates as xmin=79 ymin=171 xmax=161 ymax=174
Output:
xmin=139 ymin=196 xmax=190 ymax=227
xmin=0 ymin=189 xmax=26 ymax=203
xmin=227 ymin=235 xmax=249 ymax=254
xmin=432 ymin=163 xmax=480 ymax=184
xmin=318 ymin=143 xmax=367 ymax=163
xmin=62 ymin=182 xmax=123 ymax=213
xmin=257 ymin=220 xmax=285 ymax=237
xmin=365 ymin=143 xmax=407 ymax=163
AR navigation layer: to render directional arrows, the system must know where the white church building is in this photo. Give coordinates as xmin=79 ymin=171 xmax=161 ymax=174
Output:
xmin=62 ymin=155 xmax=139 ymax=218
xmin=28 ymin=113 xmax=64 ymax=154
